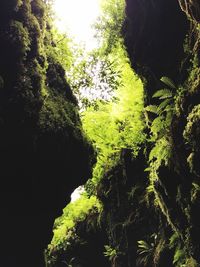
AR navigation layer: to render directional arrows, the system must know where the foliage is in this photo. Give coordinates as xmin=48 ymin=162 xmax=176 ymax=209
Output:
xmin=145 ymin=77 xmax=176 ymax=195
xmin=49 ymin=194 xmax=102 ymax=250
xmin=43 ymin=1 xmax=200 ymax=267
xmin=45 ymin=2 xmax=147 ymax=266
xmin=94 ymin=0 xmax=125 ymax=54
xmin=46 ymin=28 xmax=74 ymax=71
xmin=160 ymin=76 xmax=176 ymax=89
xmin=187 ymin=54 xmax=200 ymax=93
xmin=46 ymin=193 xmax=102 ymax=266
xmin=137 ymin=234 xmax=170 ymax=267
xmin=146 ymin=77 xmax=175 ymax=141
xmin=173 ymin=248 xmax=186 ymax=266
xmin=104 ymin=245 xmax=118 ymax=262
xmin=67 ymin=50 xmax=121 ymax=109
xmin=183 ymin=257 xmax=198 ymax=267
xmin=183 ymin=104 xmax=200 ymax=175
xmin=82 ymin=51 xmax=145 ymax=184
xmin=169 ymin=232 xmax=187 ymax=267
xmin=191 ymin=182 xmax=200 ymax=203
xmin=0 ymin=0 xmax=97 ymax=266
xmin=9 ymin=20 xmax=31 ymax=57
xmin=136 ymin=235 xmax=157 ymax=266
xmin=183 ymin=104 xmax=200 ymax=148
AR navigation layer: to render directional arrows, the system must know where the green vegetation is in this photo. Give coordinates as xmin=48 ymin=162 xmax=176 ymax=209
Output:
xmin=46 ymin=1 xmax=146 ymax=263
xmin=104 ymin=245 xmax=118 ymax=262
xmin=0 ymin=0 xmax=96 ymax=265
xmin=47 ymin=194 xmax=101 ymax=254
xmin=43 ymin=0 xmax=200 ymax=266
xmin=1 ymin=0 xmax=200 ymax=266
xmin=145 ymin=77 xmax=176 ymax=198
xmin=42 ymin=0 xmax=148 ymax=265
xmin=54 ymin=195 xmax=101 ymax=246
xmin=82 ymin=49 xmax=145 ymax=184
xmin=94 ymin=0 xmax=125 ymax=53
xmin=137 ymin=239 xmax=155 ymax=266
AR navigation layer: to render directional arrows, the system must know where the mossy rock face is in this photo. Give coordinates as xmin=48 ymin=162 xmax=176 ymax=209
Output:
xmin=47 ymin=211 xmax=110 ymax=267
xmin=122 ymin=0 xmax=200 ymax=265
xmin=0 ymin=1 xmax=94 ymax=266
xmin=47 ymin=149 xmax=166 ymax=267
xmin=184 ymin=105 xmax=200 ymax=148
xmin=182 ymin=105 xmax=200 ymax=176
xmin=122 ymin=0 xmax=188 ymax=88
xmin=96 ymin=150 xmax=160 ymax=267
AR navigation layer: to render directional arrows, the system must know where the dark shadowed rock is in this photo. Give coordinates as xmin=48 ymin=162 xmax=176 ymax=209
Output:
xmin=0 ymin=1 xmax=94 ymax=266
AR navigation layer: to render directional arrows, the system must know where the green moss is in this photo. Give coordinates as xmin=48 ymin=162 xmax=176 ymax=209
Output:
xmin=188 ymin=55 xmax=200 ymax=93
xmin=185 ymin=257 xmax=198 ymax=267
xmin=8 ymin=20 xmax=31 ymax=57
xmin=39 ymin=94 xmax=78 ymax=133
xmin=191 ymin=182 xmax=200 ymax=203
xmin=183 ymin=104 xmax=200 ymax=149
xmin=46 ymin=195 xmax=102 ymax=262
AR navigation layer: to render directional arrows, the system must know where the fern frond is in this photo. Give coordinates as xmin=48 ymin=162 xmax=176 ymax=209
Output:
xmin=152 ymin=89 xmax=173 ymax=99
xmin=149 ymin=146 xmax=159 ymax=161
xmin=160 ymin=76 xmax=176 ymax=89
xmin=192 ymin=182 xmax=200 ymax=191
xmin=151 ymin=116 xmax=165 ymax=136
xmin=173 ymin=248 xmax=185 ymax=264
xmin=157 ymin=99 xmax=172 ymax=113
xmin=138 ymin=240 xmax=150 ymax=250
xmin=145 ymin=105 xmax=158 ymax=114
xmin=165 ymin=110 xmax=173 ymax=125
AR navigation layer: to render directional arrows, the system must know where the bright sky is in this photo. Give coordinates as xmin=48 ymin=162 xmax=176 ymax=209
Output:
xmin=53 ymin=0 xmax=101 ymax=50
xmin=71 ymin=186 xmax=85 ymax=202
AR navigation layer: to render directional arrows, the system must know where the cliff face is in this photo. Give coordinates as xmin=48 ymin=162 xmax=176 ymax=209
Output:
xmin=122 ymin=0 xmax=200 ymax=265
xmin=0 ymin=1 xmax=94 ymax=266
xmin=123 ymin=0 xmax=189 ymax=88
xmin=2 ymin=0 xmax=200 ymax=266
xmin=48 ymin=1 xmax=200 ymax=267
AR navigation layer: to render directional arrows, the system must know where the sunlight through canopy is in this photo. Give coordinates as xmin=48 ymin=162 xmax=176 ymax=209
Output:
xmin=53 ymin=0 xmax=101 ymax=50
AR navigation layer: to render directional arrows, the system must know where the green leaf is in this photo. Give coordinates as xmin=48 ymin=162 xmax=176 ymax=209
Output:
xmin=152 ymin=89 xmax=173 ymax=99
xmin=192 ymin=183 xmax=200 ymax=191
xmin=173 ymin=248 xmax=185 ymax=264
xmin=145 ymin=105 xmax=158 ymax=114
xmin=160 ymin=76 xmax=176 ymax=89
xmin=151 ymin=116 xmax=165 ymax=136
xmin=137 ymin=240 xmax=150 ymax=250
xmin=157 ymin=99 xmax=172 ymax=113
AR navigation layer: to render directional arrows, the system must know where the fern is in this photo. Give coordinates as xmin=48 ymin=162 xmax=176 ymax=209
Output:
xmin=192 ymin=182 xmax=200 ymax=191
xmin=145 ymin=77 xmax=176 ymax=203
xmin=153 ymin=89 xmax=173 ymax=99
xmin=173 ymin=248 xmax=185 ymax=265
xmin=157 ymin=98 xmax=172 ymax=113
xmin=104 ymin=245 xmax=117 ymax=261
xmin=137 ymin=237 xmax=156 ymax=266
xmin=145 ymin=105 xmax=158 ymax=114
xmin=146 ymin=77 xmax=175 ymax=139
xmin=169 ymin=232 xmax=180 ymax=249
xmin=160 ymin=76 xmax=176 ymax=89
xmin=151 ymin=116 xmax=166 ymax=138
xmin=137 ymin=240 xmax=152 ymax=252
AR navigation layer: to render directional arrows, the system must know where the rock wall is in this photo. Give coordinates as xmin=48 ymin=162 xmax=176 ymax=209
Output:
xmin=0 ymin=1 xmax=94 ymax=266
xmin=123 ymin=0 xmax=200 ymax=265
xmin=122 ymin=0 xmax=189 ymax=95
